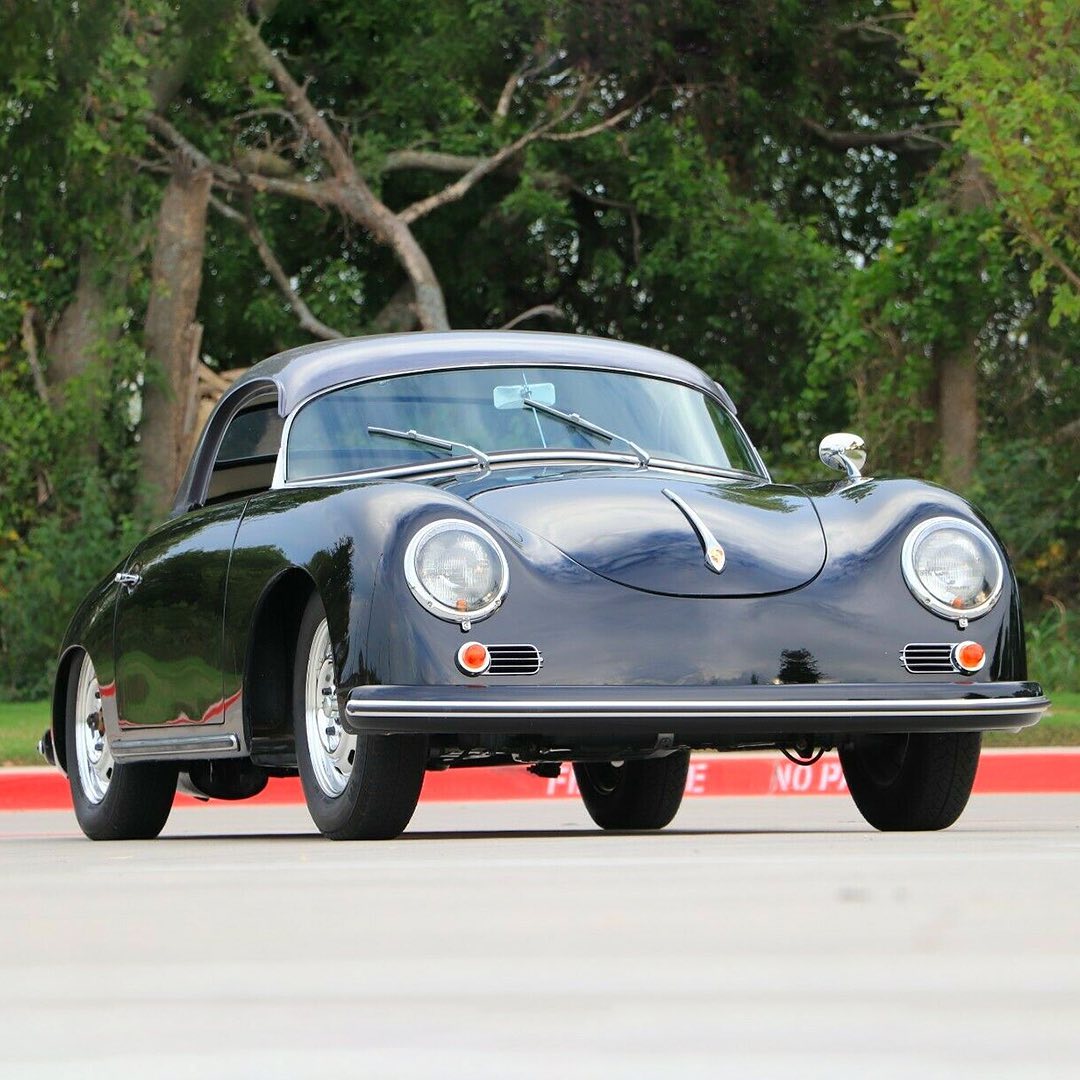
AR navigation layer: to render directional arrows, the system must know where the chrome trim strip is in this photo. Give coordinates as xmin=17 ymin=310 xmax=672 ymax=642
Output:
xmin=112 ymin=734 xmax=240 ymax=759
xmin=662 ymin=488 xmax=726 ymax=573
xmin=347 ymin=696 xmax=1047 ymax=719
xmin=279 ymin=451 xmax=761 ymax=490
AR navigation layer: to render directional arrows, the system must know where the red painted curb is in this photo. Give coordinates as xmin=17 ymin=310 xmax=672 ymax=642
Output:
xmin=2 ymin=749 xmax=1077 ymax=812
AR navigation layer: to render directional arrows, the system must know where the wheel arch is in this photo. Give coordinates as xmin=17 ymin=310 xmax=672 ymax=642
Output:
xmin=51 ymin=645 xmax=87 ymax=774
xmin=242 ymin=567 xmax=319 ymax=754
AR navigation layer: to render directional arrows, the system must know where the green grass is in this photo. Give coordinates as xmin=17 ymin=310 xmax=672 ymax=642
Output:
xmin=984 ymin=690 xmax=1080 ymax=747
xmin=1 ymin=693 xmax=1077 ymax=766
xmin=0 ymin=700 xmax=50 ymax=766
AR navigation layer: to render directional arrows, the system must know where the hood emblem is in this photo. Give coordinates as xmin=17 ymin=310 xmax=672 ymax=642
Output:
xmin=662 ymin=488 xmax=726 ymax=575
xmin=706 ymin=544 xmax=727 ymax=573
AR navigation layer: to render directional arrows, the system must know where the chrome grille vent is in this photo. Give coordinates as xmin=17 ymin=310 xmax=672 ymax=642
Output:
xmin=487 ymin=645 xmax=543 ymax=676
xmin=900 ymin=643 xmax=958 ymax=674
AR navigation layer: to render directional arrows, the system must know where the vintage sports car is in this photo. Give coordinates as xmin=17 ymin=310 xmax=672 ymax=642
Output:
xmin=41 ymin=332 xmax=1048 ymax=840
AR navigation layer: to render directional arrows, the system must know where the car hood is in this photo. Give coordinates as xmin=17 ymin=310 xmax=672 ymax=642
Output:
xmin=466 ymin=469 xmax=826 ymax=597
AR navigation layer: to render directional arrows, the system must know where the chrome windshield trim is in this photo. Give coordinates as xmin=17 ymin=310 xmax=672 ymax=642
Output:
xmin=277 ymin=450 xmax=762 ymax=489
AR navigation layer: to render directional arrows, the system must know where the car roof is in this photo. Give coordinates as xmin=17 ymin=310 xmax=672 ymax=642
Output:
xmin=173 ymin=331 xmax=740 ymax=515
xmin=223 ymin=331 xmax=737 ymax=417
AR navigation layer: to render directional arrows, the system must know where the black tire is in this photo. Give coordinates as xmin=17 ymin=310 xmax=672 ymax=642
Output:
xmin=66 ymin=652 xmax=177 ymax=841
xmin=839 ymin=731 xmax=981 ymax=831
xmin=293 ymin=592 xmax=427 ymax=840
xmin=574 ymin=751 xmax=689 ymax=830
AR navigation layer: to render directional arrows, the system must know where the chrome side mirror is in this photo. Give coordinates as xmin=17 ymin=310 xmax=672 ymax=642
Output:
xmin=818 ymin=432 xmax=867 ymax=479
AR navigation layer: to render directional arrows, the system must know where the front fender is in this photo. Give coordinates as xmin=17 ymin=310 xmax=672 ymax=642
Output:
xmin=50 ymin=562 xmax=127 ymax=772
xmin=802 ymin=477 xmax=1026 ymax=680
xmin=226 ymin=481 xmax=491 ymax=698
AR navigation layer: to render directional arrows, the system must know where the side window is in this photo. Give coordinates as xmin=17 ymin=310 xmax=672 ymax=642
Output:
xmin=206 ymin=403 xmax=284 ymax=504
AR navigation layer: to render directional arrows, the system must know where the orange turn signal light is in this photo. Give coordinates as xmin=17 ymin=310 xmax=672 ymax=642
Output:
xmin=953 ymin=640 xmax=986 ymax=674
xmin=456 ymin=641 xmax=490 ymax=676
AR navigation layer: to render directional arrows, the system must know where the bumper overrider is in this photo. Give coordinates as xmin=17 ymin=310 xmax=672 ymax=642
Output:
xmin=345 ymin=681 xmax=1048 ymax=738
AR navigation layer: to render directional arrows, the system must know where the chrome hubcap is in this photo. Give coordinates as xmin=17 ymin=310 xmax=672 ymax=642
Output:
xmin=304 ymin=619 xmax=356 ymax=798
xmin=74 ymin=656 xmax=113 ymax=804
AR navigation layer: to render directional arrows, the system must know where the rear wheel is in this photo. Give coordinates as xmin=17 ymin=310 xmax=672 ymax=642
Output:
xmin=293 ymin=593 xmax=426 ymax=840
xmin=574 ymin=751 xmax=689 ymax=830
xmin=839 ymin=732 xmax=981 ymax=831
xmin=66 ymin=652 xmax=177 ymax=840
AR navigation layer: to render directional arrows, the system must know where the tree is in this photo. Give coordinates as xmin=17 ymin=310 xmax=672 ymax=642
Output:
xmin=1 ymin=0 xmax=1075 ymax=696
xmin=905 ymin=0 xmax=1080 ymax=324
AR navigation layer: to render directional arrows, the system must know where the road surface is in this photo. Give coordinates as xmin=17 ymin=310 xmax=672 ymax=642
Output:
xmin=1 ymin=794 xmax=1078 ymax=1078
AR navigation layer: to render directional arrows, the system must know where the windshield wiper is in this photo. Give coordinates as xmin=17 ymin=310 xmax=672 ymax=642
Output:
xmin=520 ymin=397 xmax=651 ymax=468
xmin=368 ymin=426 xmax=491 ymax=474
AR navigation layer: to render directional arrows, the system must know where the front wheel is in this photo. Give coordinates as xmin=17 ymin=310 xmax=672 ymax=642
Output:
xmin=574 ymin=751 xmax=689 ymax=830
xmin=293 ymin=593 xmax=427 ymax=840
xmin=839 ymin=732 xmax=981 ymax=831
xmin=66 ymin=652 xmax=177 ymax=840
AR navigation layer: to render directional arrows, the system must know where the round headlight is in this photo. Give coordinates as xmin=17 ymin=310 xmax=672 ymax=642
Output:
xmin=404 ymin=519 xmax=509 ymax=623
xmin=901 ymin=516 xmax=1004 ymax=620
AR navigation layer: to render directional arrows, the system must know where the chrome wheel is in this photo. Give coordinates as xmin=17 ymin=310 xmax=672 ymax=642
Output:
xmin=304 ymin=618 xmax=356 ymax=798
xmin=73 ymin=655 xmax=112 ymax=805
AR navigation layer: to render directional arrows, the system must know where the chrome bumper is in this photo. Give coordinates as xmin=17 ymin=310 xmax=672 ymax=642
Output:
xmin=344 ymin=681 xmax=1048 ymax=737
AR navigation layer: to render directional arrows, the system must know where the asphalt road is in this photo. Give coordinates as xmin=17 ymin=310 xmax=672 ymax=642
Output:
xmin=1 ymin=794 xmax=1078 ymax=1079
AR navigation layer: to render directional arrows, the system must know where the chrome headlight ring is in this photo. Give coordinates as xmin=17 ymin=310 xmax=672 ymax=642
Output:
xmin=900 ymin=516 xmax=1005 ymax=622
xmin=403 ymin=518 xmax=509 ymax=625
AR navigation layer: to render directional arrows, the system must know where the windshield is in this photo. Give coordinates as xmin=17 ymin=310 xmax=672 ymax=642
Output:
xmin=286 ymin=366 xmax=759 ymax=481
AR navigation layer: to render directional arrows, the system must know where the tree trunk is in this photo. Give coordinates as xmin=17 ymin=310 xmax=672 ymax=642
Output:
xmin=937 ymin=348 xmax=978 ymax=490
xmin=45 ymin=248 xmax=112 ymax=389
xmin=138 ymin=161 xmax=212 ymax=517
xmin=935 ymin=155 xmax=988 ymax=492
xmin=369 ymin=282 xmax=419 ymax=334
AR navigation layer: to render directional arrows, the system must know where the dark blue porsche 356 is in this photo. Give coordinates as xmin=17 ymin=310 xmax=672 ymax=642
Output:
xmin=41 ymin=332 xmax=1048 ymax=839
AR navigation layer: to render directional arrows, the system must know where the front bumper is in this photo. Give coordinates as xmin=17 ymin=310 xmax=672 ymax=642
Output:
xmin=345 ymin=681 xmax=1048 ymax=738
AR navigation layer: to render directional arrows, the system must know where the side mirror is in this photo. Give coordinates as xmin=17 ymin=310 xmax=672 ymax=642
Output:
xmin=818 ymin=432 xmax=867 ymax=479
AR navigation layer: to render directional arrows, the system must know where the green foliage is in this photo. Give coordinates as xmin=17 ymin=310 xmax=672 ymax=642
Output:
xmin=970 ymin=437 xmax=1079 ymax=611
xmin=808 ymin=197 xmax=1012 ymax=471
xmin=905 ymin=0 xmax=1080 ymax=324
xmin=0 ymin=0 xmax=1076 ymax=699
xmin=0 ymin=480 xmax=144 ymax=700
xmin=1025 ymin=606 xmax=1079 ymax=694
xmin=0 ymin=699 xmax=51 ymax=765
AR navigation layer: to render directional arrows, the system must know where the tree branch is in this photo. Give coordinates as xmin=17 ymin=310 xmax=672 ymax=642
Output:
xmin=800 ymin=116 xmax=952 ymax=152
xmin=209 ymin=194 xmax=345 ymax=341
xmin=233 ymin=16 xmax=449 ymax=329
xmin=1054 ymin=415 xmax=1080 ymax=443
xmin=495 ymin=63 xmax=524 ymax=120
xmin=499 ymin=304 xmax=566 ymax=330
xmin=397 ymin=124 xmax=547 ymax=225
xmin=145 ymin=115 xmax=345 ymax=210
xmin=20 ymin=306 xmax=50 ymax=405
xmin=234 ymin=18 xmax=358 ymax=183
xmin=368 ymin=281 xmax=419 ymax=334
xmin=384 ymin=150 xmax=492 ymax=174
xmin=543 ymin=92 xmax=652 ymax=143
xmin=398 ymin=75 xmax=598 ymax=225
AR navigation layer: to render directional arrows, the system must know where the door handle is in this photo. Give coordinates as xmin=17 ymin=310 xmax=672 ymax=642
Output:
xmin=114 ymin=572 xmax=142 ymax=592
